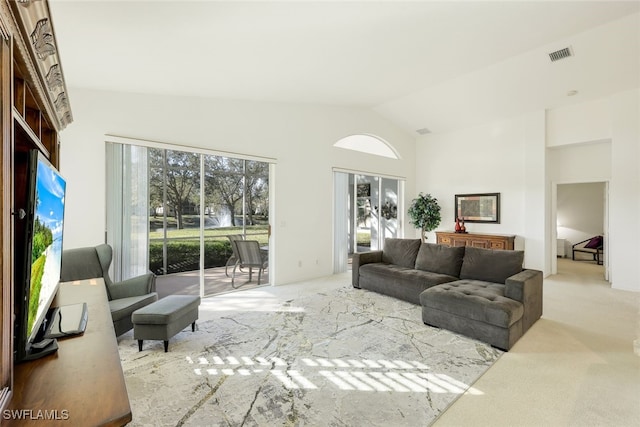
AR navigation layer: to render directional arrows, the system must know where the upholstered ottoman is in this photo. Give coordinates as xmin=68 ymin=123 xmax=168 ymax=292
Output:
xmin=420 ymin=280 xmax=524 ymax=351
xmin=132 ymin=295 xmax=200 ymax=352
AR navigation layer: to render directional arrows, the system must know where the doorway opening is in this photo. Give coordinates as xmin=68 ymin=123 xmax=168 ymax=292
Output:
xmin=554 ymin=181 xmax=608 ymax=281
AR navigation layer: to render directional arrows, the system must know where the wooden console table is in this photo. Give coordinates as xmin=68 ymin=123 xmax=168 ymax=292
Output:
xmin=7 ymin=280 xmax=131 ymax=426
xmin=436 ymin=231 xmax=515 ymax=250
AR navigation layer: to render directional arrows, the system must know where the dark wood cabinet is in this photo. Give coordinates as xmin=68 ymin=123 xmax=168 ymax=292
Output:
xmin=1 ymin=5 xmax=129 ymax=424
xmin=436 ymin=231 xmax=515 ymax=250
xmin=1 ymin=0 xmax=73 ymax=415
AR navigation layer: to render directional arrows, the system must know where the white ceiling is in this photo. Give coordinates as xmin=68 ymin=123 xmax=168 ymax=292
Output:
xmin=49 ymin=0 xmax=640 ymax=135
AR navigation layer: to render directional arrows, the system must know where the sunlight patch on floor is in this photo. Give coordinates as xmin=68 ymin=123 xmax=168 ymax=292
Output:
xmin=186 ymin=354 xmax=484 ymax=395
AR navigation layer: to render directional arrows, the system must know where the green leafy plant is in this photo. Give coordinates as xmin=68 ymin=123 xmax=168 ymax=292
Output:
xmin=408 ymin=193 xmax=441 ymax=241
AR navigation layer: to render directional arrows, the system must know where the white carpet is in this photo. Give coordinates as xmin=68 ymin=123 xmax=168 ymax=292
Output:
xmin=119 ymin=285 xmax=502 ymax=426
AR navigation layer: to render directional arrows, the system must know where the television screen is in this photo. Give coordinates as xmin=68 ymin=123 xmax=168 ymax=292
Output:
xmin=24 ymin=150 xmax=67 ymax=346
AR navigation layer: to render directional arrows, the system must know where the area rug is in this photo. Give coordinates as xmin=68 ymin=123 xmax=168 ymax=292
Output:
xmin=118 ymin=286 xmax=502 ymax=426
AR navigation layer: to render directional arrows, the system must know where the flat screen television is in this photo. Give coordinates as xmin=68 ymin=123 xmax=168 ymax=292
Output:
xmin=14 ymin=149 xmax=68 ymax=362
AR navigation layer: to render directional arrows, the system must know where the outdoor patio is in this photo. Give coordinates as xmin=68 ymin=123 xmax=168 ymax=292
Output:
xmin=155 ymin=266 xmax=268 ymax=299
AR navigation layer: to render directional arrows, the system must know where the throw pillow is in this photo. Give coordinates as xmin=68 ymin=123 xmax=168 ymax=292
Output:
xmin=381 ymin=238 xmax=421 ymax=269
xmin=414 ymin=243 xmax=465 ymax=277
xmin=459 ymin=246 xmax=524 ymax=284
xmin=584 ymin=236 xmax=603 ymax=249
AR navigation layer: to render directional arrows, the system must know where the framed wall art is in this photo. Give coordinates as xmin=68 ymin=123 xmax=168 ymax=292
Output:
xmin=455 ymin=193 xmax=500 ymax=223
xmin=356 ymin=183 xmax=370 ymax=198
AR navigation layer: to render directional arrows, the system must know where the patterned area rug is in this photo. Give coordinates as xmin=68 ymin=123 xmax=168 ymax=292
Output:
xmin=119 ymin=286 xmax=502 ymax=426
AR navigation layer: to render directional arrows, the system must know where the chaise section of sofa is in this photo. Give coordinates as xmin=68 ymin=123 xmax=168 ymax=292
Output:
xmin=420 ymin=246 xmax=543 ymax=350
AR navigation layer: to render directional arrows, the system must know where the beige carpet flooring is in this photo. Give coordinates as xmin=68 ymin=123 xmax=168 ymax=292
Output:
xmin=435 ymin=258 xmax=640 ymax=426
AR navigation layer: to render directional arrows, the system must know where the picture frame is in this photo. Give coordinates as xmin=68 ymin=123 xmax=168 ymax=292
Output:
xmin=357 ymin=183 xmax=370 ymax=198
xmin=455 ymin=193 xmax=500 ymax=223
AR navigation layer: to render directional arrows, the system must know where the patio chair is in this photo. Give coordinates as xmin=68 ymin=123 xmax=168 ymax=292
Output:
xmin=231 ymin=240 xmax=268 ymax=288
xmin=225 ymin=234 xmax=245 ymax=277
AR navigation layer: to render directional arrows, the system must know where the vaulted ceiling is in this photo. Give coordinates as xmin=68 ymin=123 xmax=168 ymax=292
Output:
xmin=50 ymin=1 xmax=640 ymax=135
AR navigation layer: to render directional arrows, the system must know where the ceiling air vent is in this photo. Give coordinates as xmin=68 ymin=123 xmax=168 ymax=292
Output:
xmin=549 ymin=46 xmax=573 ymax=62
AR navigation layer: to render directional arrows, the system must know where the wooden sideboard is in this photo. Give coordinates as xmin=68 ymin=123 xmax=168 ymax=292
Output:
xmin=436 ymin=231 xmax=515 ymax=250
xmin=6 ymin=280 xmax=132 ymax=426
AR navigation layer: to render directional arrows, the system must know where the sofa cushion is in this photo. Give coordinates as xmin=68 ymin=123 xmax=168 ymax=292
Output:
xmin=460 ymin=246 xmax=524 ymax=284
xmin=420 ymin=280 xmax=524 ymax=328
xmin=415 ymin=243 xmax=465 ymax=277
xmin=381 ymin=238 xmax=421 ymax=269
xmin=359 ymin=263 xmax=457 ymax=305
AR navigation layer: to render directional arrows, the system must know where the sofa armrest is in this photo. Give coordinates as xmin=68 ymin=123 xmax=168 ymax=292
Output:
xmin=352 ymin=251 xmax=383 ymax=288
xmin=505 ymin=269 xmax=543 ymax=332
xmin=108 ymin=273 xmax=156 ymax=300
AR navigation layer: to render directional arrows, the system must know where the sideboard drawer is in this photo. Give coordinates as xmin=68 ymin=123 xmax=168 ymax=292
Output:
xmin=490 ymin=241 xmax=506 ymax=249
xmin=435 ymin=231 xmax=515 ymax=251
xmin=470 ymin=239 xmax=489 ymax=248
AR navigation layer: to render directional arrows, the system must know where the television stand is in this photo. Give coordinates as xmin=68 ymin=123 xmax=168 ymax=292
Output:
xmin=45 ymin=302 xmax=88 ymax=339
xmin=17 ymin=302 xmax=88 ymax=363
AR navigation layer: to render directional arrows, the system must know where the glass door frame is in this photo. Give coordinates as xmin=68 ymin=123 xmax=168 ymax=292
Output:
xmin=352 ymin=174 xmax=402 ymax=253
xmin=333 ymin=168 xmax=405 ymax=273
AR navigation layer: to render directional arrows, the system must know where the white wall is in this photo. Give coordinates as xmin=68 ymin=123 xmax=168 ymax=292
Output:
xmin=416 ymin=111 xmax=547 ymax=272
xmin=546 ymin=98 xmax=611 ymax=147
xmin=547 ymin=141 xmax=611 ymax=184
xmin=609 ymin=90 xmax=640 ymax=291
xmin=59 ymin=88 xmax=416 ymax=285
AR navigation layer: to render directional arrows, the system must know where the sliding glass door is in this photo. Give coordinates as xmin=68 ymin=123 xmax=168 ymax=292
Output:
xmin=333 ymin=171 xmax=403 ymax=273
xmin=202 ymin=156 xmax=269 ymax=293
xmin=107 ymin=141 xmax=271 ymax=298
xmin=148 ymin=148 xmax=202 ymax=277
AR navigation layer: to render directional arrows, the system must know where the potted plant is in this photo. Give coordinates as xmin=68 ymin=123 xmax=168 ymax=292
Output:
xmin=408 ymin=193 xmax=441 ymax=242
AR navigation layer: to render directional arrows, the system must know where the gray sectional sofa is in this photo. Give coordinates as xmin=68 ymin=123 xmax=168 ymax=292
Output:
xmin=352 ymin=238 xmax=543 ymax=350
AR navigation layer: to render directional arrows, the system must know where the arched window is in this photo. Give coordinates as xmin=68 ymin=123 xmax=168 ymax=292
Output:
xmin=333 ymin=134 xmax=400 ymax=159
